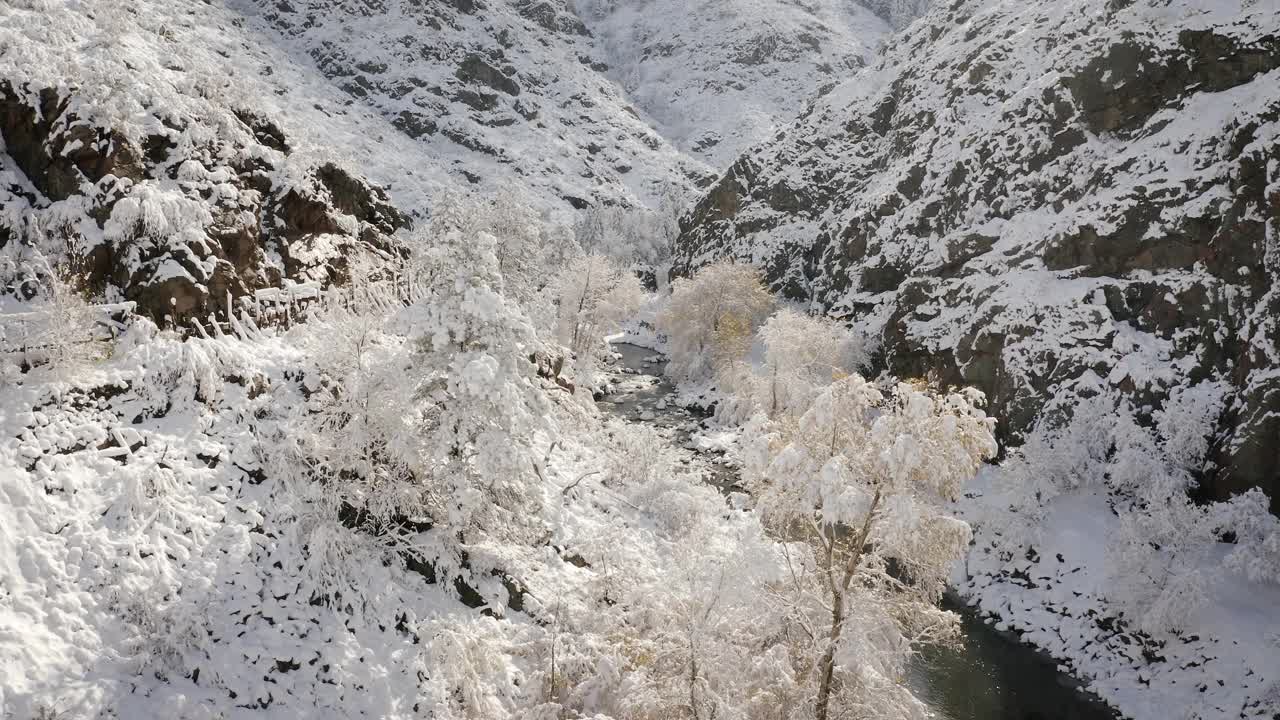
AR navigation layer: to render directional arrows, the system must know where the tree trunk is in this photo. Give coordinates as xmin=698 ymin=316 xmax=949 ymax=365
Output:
xmin=814 ymin=599 xmax=844 ymax=720
xmin=690 ymin=640 xmax=701 ymax=720
xmin=813 ymin=490 xmax=881 ymax=720
xmin=770 ymin=364 xmax=779 ymax=416
xmin=570 ymin=264 xmax=594 ymax=350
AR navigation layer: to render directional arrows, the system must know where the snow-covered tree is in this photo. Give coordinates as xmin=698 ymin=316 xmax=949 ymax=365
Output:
xmin=551 ymin=253 xmax=644 ymax=375
xmin=720 ymin=307 xmax=862 ymax=423
xmin=409 ymin=229 xmax=550 ymax=594
xmin=428 ymin=188 xmax=577 ymax=303
xmin=278 ymin=226 xmax=551 ymax=613
xmin=575 ymin=420 xmax=795 ymax=720
xmin=658 ymin=261 xmax=774 ymax=383
xmin=743 ymin=376 xmax=997 ymax=720
xmin=574 ymin=183 xmax=687 ymax=289
xmin=990 ymin=379 xmax=1280 ymax=634
xmin=1104 ymin=381 xmax=1280 ymax=632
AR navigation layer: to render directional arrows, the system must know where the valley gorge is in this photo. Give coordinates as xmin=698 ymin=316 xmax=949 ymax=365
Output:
xmin=1 ymin=1 xmax=1278 ymax=719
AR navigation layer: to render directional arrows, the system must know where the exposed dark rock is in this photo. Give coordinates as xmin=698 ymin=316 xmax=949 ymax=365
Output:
xmin=515 ymin=0 xmax=588 ymax=35
xmin=233 ymin=108 xmax=291 ymax=153
xmin=392 ymin=110 xmax=438 ymax=138
xmin=0 ymin=82 xmax=144 ymax=201
xmin=455 ymin=54 xmax=520 ymax=96
xmin=314 ymin=162 xmax=409 ymax=234
xmin=454 ymin=88 xmax=500 ymax=111
xmin=1064 ymin=32 xmax=1280 ymax=135
xmin=0 ymin=82 xmax=410 ymax=325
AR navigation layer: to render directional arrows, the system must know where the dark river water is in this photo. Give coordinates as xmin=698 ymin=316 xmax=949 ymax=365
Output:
xmin=601 ymin=342 xmax=1119 ymax=720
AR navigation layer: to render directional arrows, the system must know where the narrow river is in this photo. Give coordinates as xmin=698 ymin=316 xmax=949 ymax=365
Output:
xmin=599 ymin=342 xmax=1119 ymax=720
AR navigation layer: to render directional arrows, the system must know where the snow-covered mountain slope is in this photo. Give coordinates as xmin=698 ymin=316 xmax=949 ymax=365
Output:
xmin=229 ymin=0 xmax=714 ymax=208
xmin=0 ymin=0 xmax=452 ymax=322
xmin=574 ymin=0 xmax=892 ymax=168
xmin=676 ymin=0 xmax=1280 ymax=508
xmin=1 ymin=5 xmax=786 ymax=718
xmin=858 ymin=0 xmax=933 ymax=29
xmin=0 ymin=0 xmax=708 ymax=320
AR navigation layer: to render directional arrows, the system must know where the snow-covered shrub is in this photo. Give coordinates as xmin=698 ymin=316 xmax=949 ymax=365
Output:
xmin=126 ymin=333 xmax=240 ymax=414
xmin=1110 ymin=480 xmax=1280 ymax=634
xmin=416 ymin=617 xmax=527 ymax=719
xmin=28 ymin=258 xmax=99 ymax=386
xmin=1221 ymin=490 xmax=1280 ymax=585
xmin=1109 ymin=473 xmax=1219 ymax=632
xmin=609 ymin=525 xmax=787 ymax=720
xmin=658 ymin=261 xmax=774 ymax=383
xmin=576 ymin=420 xmax=803 ymax=720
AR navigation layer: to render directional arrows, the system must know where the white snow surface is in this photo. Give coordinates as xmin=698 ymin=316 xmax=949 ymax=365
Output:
xmin=957 ymin=470 xmax=1280 ymax=720
xmin=3 ymin=0 xmax=1279 ymax=719
xmin=227 ymin=0 xmax=714 ymax=210
xmin=0 ymin=308 xmax=782 ymax=718
xmin=575 ymin=0 xmax=892 ymax=167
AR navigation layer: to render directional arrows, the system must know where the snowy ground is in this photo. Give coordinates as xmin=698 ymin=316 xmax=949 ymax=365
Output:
xmin=0 ymin=313 xmax=755 ymax=718
xmin=956 ymin=473 xmax=1280 ymax=720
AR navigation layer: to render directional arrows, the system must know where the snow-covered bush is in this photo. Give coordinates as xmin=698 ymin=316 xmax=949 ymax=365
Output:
xmin=28 ymin=258 xmax=99 ymax=386
xmin=416 ymin=617 xmax=527 ymax=718
xmin=1221 ymin=490 xmax=1280 ymax=585
xmin=658 ymin=261 xmax=774 ymax=383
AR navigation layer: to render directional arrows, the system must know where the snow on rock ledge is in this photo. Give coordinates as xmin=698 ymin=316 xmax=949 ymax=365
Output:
xmin=0 ymin=80 xmax=409 ymax=323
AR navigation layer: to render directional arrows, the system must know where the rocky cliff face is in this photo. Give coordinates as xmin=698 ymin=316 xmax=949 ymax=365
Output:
xmin=0 ymin=3 xmax=410 ymax=323
xmin=858 ymin=0 xmax=932 ymax=30
xmin=676 ymin=0 xmax=1280 ymax=509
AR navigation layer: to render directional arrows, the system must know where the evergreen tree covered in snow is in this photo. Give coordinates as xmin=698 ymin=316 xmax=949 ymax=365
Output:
xmin=409 ymin=229 xmax=550 ymax=598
